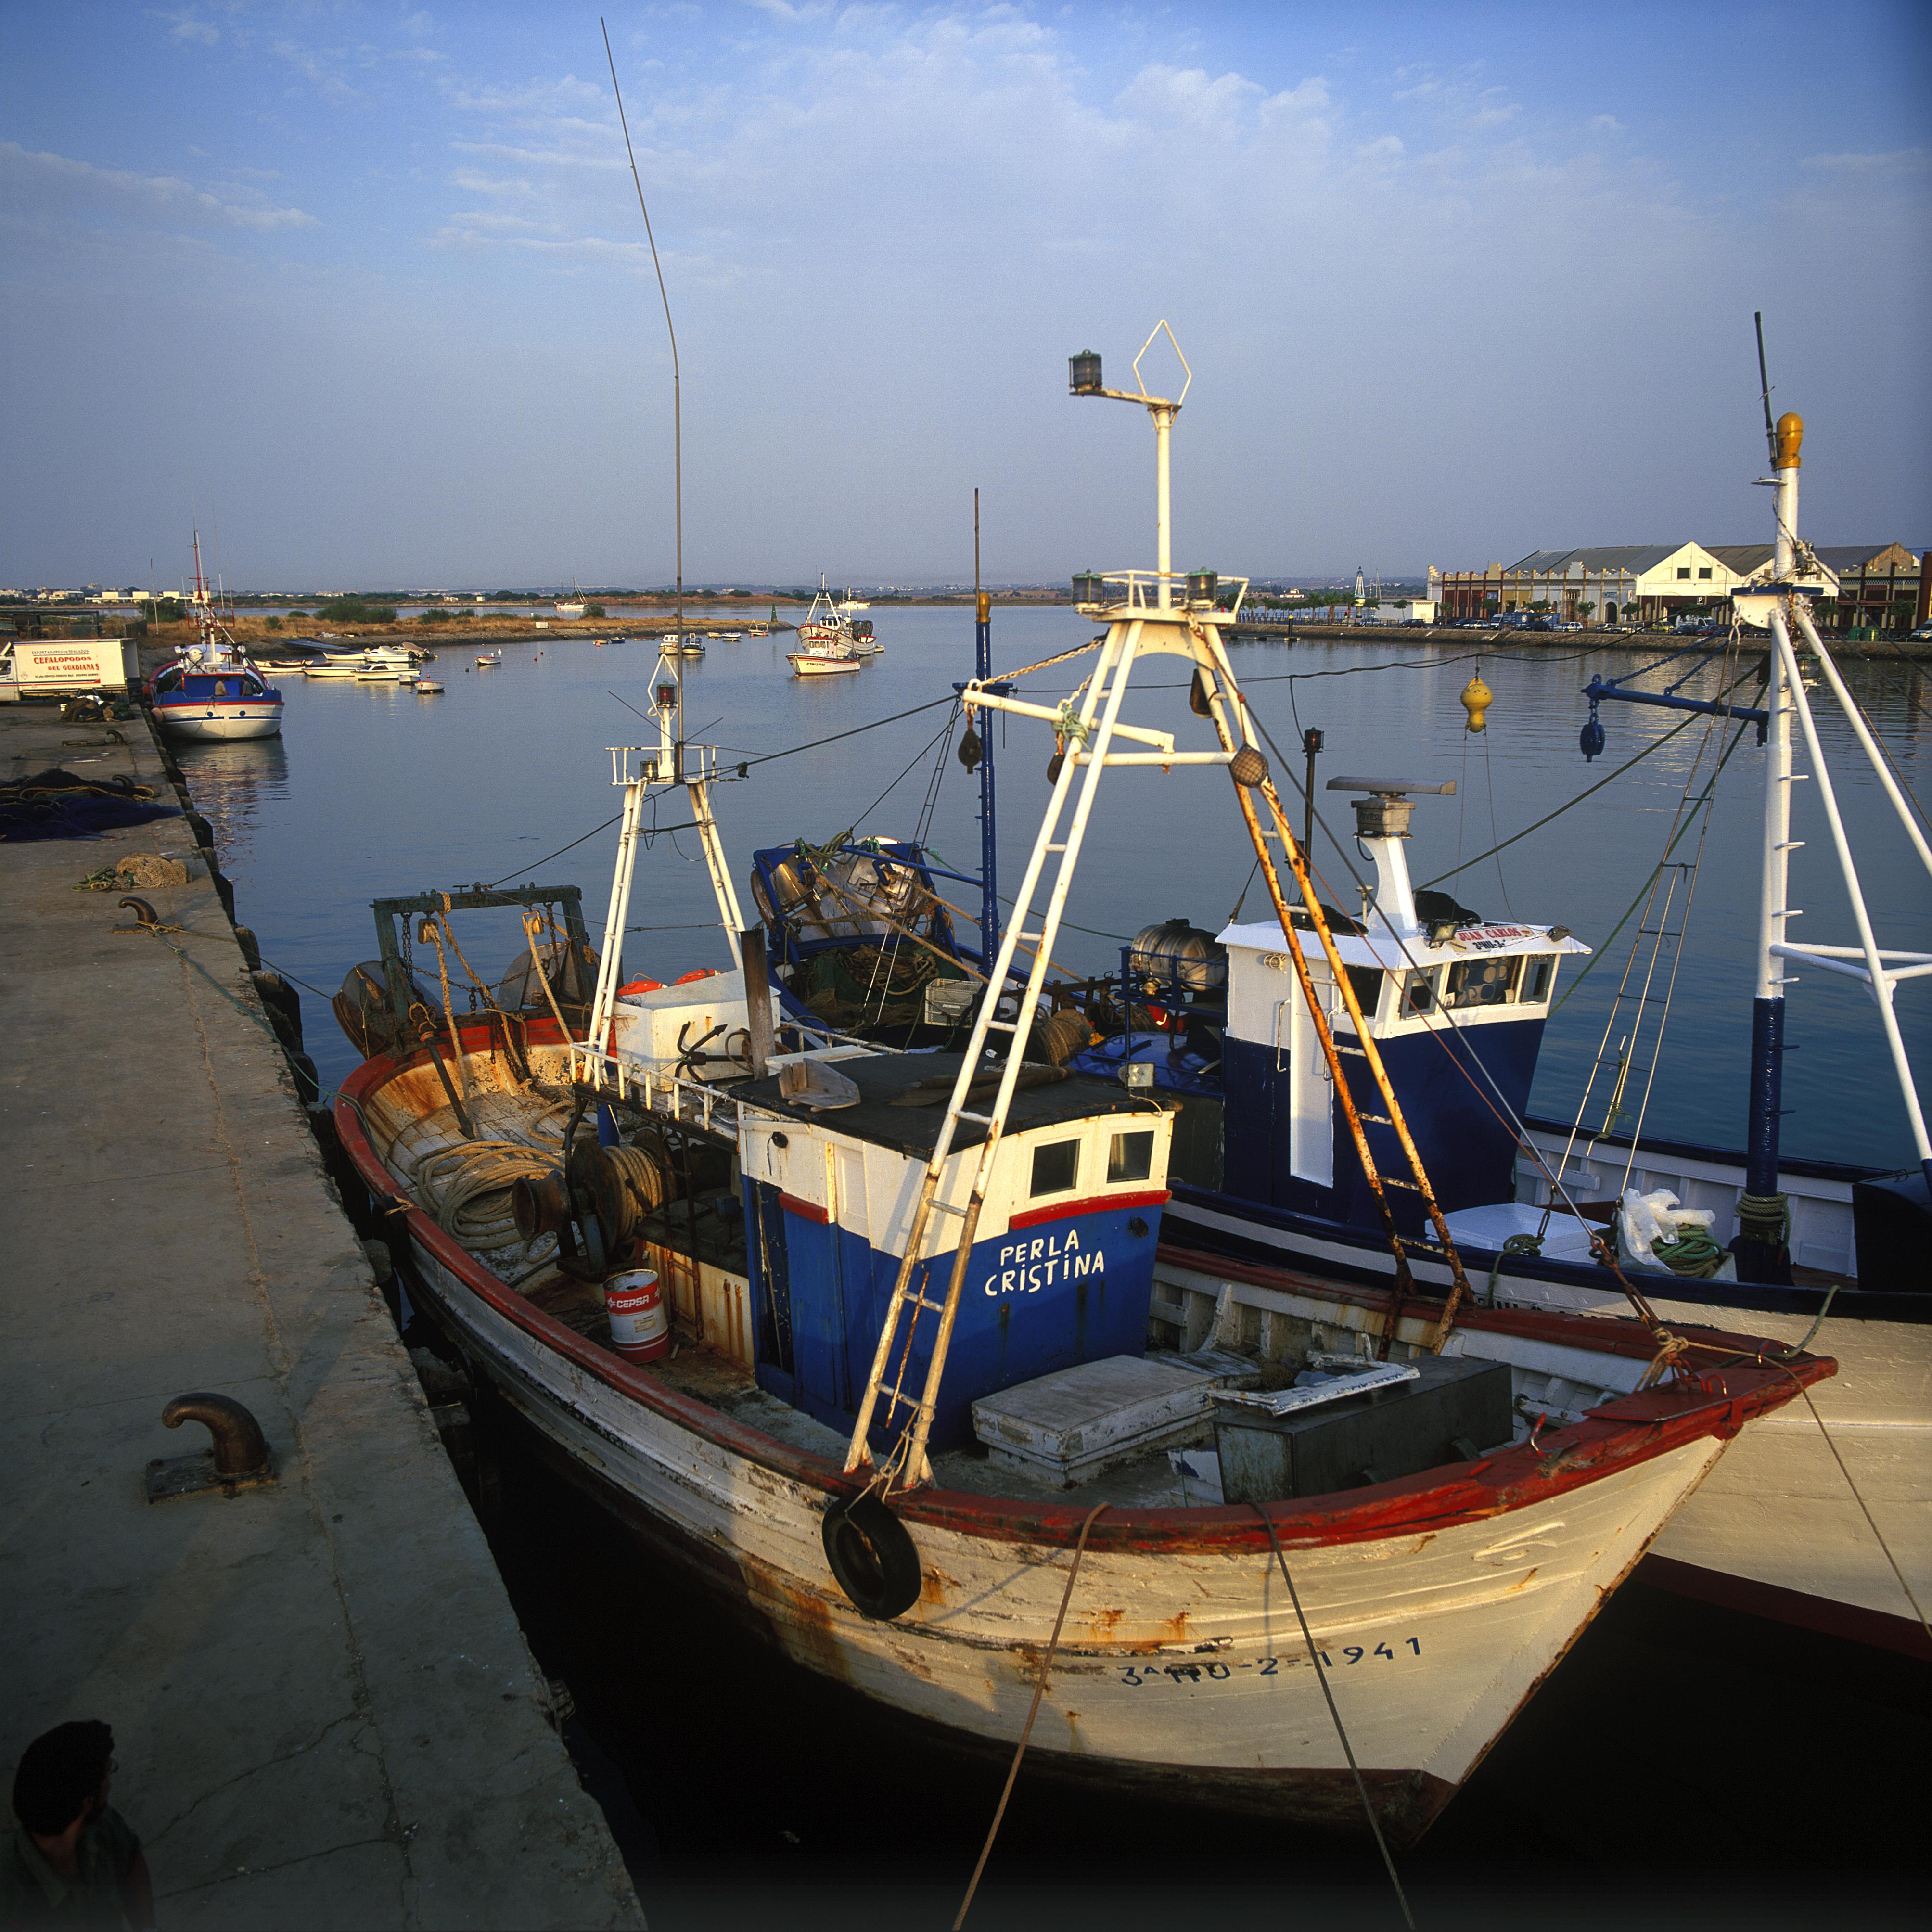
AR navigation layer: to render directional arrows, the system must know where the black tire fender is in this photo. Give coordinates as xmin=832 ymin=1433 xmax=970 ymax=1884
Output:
xmin=822 ymin=1492 xmax=923 ymax=1621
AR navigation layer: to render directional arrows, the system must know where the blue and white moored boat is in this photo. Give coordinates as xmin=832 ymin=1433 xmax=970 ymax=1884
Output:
xmin=147 ymin=532 xmax=283 ymax=742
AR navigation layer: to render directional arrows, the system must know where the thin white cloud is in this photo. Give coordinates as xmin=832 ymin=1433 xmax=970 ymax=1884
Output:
xmin=156 ymin=10 xmax=220 ymax=45
xmin=1801 ymin=147 xmax=1930 ymax=176
xmin=0 ymin=140 xmax=316 ymax=230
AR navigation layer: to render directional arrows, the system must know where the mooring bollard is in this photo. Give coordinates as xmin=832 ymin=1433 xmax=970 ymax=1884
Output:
xmin=145 ymin=1392 xmax=275 ymax=1502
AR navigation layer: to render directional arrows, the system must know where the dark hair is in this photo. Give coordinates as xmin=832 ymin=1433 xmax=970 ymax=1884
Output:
xmin=13 ymin=1723 xmax=113 ymax=1837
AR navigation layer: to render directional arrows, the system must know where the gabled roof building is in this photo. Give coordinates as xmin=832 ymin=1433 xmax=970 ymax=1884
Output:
xmin=1433 ymin=541 xmax=1926 ymax=631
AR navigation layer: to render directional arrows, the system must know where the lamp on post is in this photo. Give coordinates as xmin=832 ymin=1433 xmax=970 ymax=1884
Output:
xmin=1066 ymin=322 xmax=1191 ymax=612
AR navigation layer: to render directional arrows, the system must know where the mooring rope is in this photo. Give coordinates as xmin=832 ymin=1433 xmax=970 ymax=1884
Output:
xmin=953 ymin=1502 xmax=1110 ymax=1929
xmin=1675 ymin=1335 xmax=1932 ymax=1649
xmin=1252 ymin=1505 xmax=1416 ymax=1930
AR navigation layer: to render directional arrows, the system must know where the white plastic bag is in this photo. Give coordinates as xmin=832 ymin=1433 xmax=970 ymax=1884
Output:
xmin=1617 ymin=1188 xmax=1716 ymax=1269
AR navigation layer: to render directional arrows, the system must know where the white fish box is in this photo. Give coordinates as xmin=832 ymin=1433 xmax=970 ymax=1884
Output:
xmin=612 ymin=972 xmax=750 ymax=1082
xmin=973 ymin=1350 xmax=1256 ymax=1489
xmin=1443 ymin=1200 xmax=1600 ymax=1264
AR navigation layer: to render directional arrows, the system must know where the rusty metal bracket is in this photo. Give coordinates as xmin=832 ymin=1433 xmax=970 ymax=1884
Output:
xmin=145 ymin=1392 xmax=275 ymax=1503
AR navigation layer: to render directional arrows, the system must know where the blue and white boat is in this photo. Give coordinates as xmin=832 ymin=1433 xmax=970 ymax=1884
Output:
xmin=148 ymin=533 xmax=283 ymax=742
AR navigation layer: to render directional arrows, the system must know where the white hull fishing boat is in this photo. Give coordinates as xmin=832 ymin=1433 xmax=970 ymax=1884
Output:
xmin=332 ymin=329 xmax=1831 ymax=1846
xmin=789 ymin=580 xmax=863 ymax=676
xmin=789 ymin=650 xmax=860 ymax=677
xmin=148 ymin=532 xmax=283 ymax=742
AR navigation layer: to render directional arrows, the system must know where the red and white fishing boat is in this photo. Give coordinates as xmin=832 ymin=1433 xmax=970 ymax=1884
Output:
xmin=330 ymin=339 xmax=1832 ymax=1842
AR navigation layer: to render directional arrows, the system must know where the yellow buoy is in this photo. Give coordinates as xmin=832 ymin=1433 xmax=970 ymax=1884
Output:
xmin=1460 ymin=670 xmax=1493 ymax=733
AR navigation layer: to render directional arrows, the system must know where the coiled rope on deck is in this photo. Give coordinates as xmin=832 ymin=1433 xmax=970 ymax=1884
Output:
xmin=413 ymin=1140 xmax=559 ymax=1248
xmin=396 ymin=1094 xmax=570 ymax=1251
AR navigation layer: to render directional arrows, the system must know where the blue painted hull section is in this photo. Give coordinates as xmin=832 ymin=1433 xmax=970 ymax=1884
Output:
xmin=744 ymin=1179 xmax=1164 ymax=1449
xmin=1221 ymin=1015 xmax=1545 ymax=1235
xmin=1162 ymin=1181 xmax=1932 ymax=1324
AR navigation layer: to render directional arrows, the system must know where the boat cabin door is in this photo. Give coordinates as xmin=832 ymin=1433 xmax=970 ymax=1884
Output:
xmin=1284 ymin=963 xmax=1336 ymax=1188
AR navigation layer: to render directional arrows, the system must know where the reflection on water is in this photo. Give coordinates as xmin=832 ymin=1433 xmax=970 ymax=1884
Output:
xmin=180 ymin=617 xmax=1931 ymax=1169
xmin=170 ymin=736 xmax=290 ymax=881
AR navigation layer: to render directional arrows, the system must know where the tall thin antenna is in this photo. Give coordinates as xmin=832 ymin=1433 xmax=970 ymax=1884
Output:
xmin=602 ymin=16 xmax=684 ymax=765
xmin=974 ymin=488 xmax=981 ymax=595
xmin=1753 ymin=311 xmax=1776 ymax=464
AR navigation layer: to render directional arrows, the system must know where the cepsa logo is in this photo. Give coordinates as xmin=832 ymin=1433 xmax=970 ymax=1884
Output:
xmin=983 ymin=1228 xmax=1104 ymax=1298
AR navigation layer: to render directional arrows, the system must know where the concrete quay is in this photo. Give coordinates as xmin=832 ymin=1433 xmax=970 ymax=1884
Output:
xmin=0 ymin=703 xmax=642 ymax=1928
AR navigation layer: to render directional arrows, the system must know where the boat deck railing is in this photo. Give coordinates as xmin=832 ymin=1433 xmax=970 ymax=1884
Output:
xmin=568 ymin=1024 xmax=880 ymax=1139
xmin=1072 ymin=570 xmax=1250 ymax=618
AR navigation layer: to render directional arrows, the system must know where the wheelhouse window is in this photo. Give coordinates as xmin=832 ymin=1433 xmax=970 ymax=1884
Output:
xmin=1030 ymin=1139 xmax=1079 ymax=1197
xmin=1446 ymin=957 xmax=1518 ymax=1009
xmin=1519 ymin=955 xmax=1556 ymax=1004
xmin=1343 ymin=966 xmax=1383 ymax=1024
xmin=1401 ymin=968 xmax=1438 ymax=1016
xmin=1107 ymin=1130 xmax=1154 ymax=1184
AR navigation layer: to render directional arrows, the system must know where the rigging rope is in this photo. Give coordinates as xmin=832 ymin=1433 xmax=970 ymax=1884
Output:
xmin=1418 ymin=702 xmax=1727 ymax=891
xmin=1551 ymin=717 xmax=1753 ymax=1013
xmin=1549 ymin=669 xmax=1740 ymax=1205
xmin=1240 ymin=699 xmax=1671 ymax=1336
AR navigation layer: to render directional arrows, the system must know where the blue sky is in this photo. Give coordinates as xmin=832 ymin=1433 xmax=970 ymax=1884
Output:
xmin=3 ymin=1 xmax=1927 ymax=589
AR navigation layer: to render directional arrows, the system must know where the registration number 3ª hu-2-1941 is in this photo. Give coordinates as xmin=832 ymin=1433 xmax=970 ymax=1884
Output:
xmin=1117 ymin=1639 xmax=1421 ymax=1686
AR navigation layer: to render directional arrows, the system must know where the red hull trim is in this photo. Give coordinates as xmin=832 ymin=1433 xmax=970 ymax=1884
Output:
xmin=333 ymin=1030 xmax=1832 ymax=1561
xmin=1010 ymin=1188 xmax=1170 ymax=1231
xmin=1634 ymin=1553 xmax=1932 ymax=1662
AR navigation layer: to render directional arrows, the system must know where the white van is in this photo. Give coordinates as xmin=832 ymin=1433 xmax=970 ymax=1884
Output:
xmin=0 ymin=637 xmax=141 ymax=702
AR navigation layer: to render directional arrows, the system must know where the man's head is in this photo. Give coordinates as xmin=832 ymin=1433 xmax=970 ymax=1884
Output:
xmin=13 ymin=1723 xmax=115 ymax=1839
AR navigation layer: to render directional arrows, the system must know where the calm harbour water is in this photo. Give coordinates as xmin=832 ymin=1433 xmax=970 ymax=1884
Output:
xmin=167 ymin=612 xmax=1929 ymax=1926
xmin=178 ymin=607 xmax=1932 ymax=1170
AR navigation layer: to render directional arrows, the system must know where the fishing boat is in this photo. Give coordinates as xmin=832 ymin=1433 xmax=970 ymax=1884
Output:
xmin=147 ymin=533 xmax=284 ymax=742
xmin=331 ymin=334 xmax=1832 ymax=1843
xmin=788 ymin=581 xmax=863 ymax=677
xmin=740 ymin=349 xmax=1931 ymax=1660
xmin=1013 ymin=362 xmax=1927 ymax=1660
xmin=477 ymin=650 xmax=502 ymax=669
xmin=838 ymin=592 xmax=870 ymax=614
